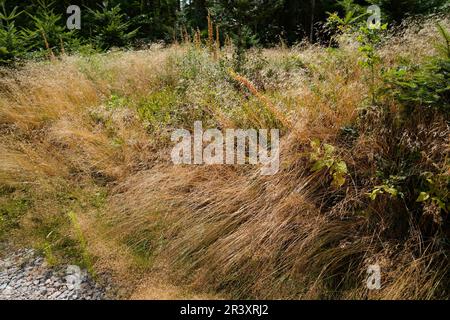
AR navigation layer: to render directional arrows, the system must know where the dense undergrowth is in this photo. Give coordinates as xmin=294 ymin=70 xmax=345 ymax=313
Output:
xmin=0 ymin=16 xmax=449 ymax=299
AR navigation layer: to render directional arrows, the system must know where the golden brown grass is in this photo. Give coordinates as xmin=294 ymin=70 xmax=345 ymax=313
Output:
xmin=0 ymin=18 xmax=448 ymax=299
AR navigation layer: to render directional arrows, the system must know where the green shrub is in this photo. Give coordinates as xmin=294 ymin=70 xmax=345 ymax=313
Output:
xmin=384 ymin=24 xmax=450 ymax=114
xmin=309 ymin=139 xmax=348 ymax=188
xmin=416 ymin=172 xmax=449 ymax=213
xmin=0 ymin=4 xmax=27 ymax=64
xmin=136 ymin=88 xmax=180 ymax=130
xmin=24 ymin=0 xmax=74 ymax=56
xmin=87 ymin=3 xmax=139 ymax=50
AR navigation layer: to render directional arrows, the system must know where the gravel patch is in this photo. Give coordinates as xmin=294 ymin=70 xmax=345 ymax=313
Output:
xmin=0 ymin=248 xmax=107 ymax=300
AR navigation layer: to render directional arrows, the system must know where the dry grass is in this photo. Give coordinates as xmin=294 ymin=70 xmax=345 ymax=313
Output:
xmin=0 ymin=18 xmax=449 ymax=299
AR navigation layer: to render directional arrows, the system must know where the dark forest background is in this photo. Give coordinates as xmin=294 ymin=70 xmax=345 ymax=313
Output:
xmin=0 ymin=0 xmax=449 ymax=63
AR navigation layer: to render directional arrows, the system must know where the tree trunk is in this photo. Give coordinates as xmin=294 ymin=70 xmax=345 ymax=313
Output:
xmin=310 ymin=0 xmax=316 ymax=43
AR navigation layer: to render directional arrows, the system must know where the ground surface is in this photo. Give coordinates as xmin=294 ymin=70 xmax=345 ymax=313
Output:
xmin=0 ymin=248 xmax=108 ymax=300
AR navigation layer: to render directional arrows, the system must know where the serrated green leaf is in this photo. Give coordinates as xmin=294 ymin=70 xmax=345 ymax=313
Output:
xmin=324 ymin=159 xmax=334 ymax=168
xmin=416 ymin=192 xmax=430 ymax=202
xmin=432 ymin=197 xmax=446 ymax=210
xmin=384 ymin=186 xmax=398 ymax=197
xmin=311 ymin=160 xmax=326 ymax=172
xmin=368 ymin=189 xmax=381 ymax=201
xmin=310 ymin=138 xmax=321 ymax=150
xmin=332 ymin=173 xmax=346 ymax=188
xmin=333 ymin=160 xmax=348 ymax=174
xmin=323 ymin=144 xmax=335 ymax=155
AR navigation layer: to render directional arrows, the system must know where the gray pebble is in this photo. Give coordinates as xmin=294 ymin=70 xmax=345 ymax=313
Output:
xmin=0 ymin=248 xmax=107 ymax=300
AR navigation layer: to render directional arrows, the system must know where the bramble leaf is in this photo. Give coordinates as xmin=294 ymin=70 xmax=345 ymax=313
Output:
xmin=416 ymin=192 xmax=430 ymax=202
